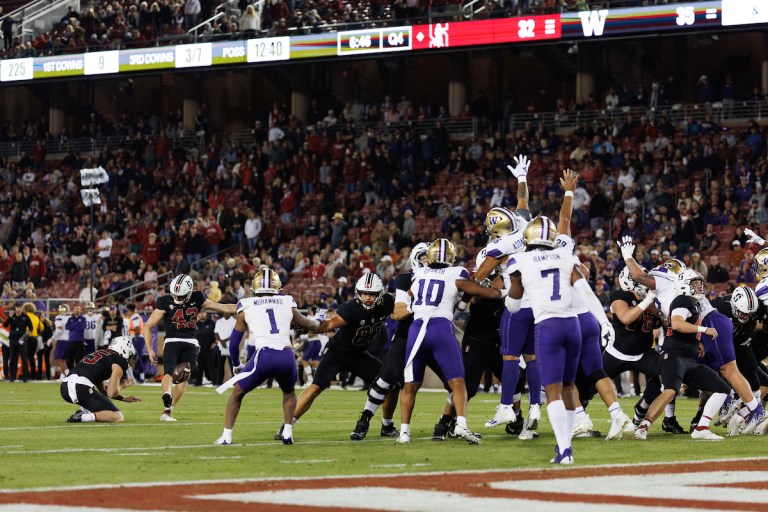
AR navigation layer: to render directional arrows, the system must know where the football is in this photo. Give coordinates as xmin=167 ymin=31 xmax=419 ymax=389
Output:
xmin=171 ymin=362 xmax=192 ymax=384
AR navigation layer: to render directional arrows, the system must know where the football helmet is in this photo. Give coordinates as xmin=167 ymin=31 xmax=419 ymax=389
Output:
xmin=58 ymin=304 xmax=70 ymax=314
xmin=85 ymin=301 xmax=96 ymax=311
xmin=523 ymin=216 xmax=557 ymax=249
xmin=169 ymin=274 xmax=194 ymax=304
xmin=409 ymin=242 xmax=430 ymax=270
xmin=662 ymin=258 xmax=686 ymax=276
xmin=484 ymin=207 xmax=518 ymax=240
xmin=355 ymin=273 xmax=384 ymax=310
xmin=475 ymin=248 xmax=501 ymax=281
xmin=252 ymin=268 xmax=282 ymax=295
xmin=731 ymin=285 xmax=758 ymax=323
xmin=109 ymin=335 xmax=137 ymax=361
xmin=676 ymin=268 xmax=705 ymax=300
xmin=752 ymin=247 xmax=768 ymax=281
xmin=427 ymin=238 xmax=456 ymax=266
xmin=618 ymin=266 xmax=647 ymax=297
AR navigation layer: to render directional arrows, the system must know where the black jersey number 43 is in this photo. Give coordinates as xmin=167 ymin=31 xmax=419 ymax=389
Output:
xmin=171 ymin=307 xmax=199 ymax=330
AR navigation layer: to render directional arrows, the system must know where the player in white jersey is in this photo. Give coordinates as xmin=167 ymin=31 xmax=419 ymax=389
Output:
xmin=214 ymin=268 xmax=319 ymax=445
xmin=505 ymin=217 xmax=614 ymax=464
xmin=617 ymin=235 xmax=690 ymax=434
xmin=83 ymin=302 xmax=101 ymax=355
xmin=52 ymin=305 xmax=71 ymax=381
xmin=397 ymin=238 xmax=507 ymax=445
xmin=554 ymin=169 xmax=631 ymax=440
xmin=475 ymin=156 xmax=544 ymax=436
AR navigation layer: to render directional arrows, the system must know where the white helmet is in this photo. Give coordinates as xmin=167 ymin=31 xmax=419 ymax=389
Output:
xmin=731 ymin=285 xmax=758 ymax=323
xmin=109 ymin=335 xmax=137 ymax=360
xmin=355 ymin=273 xmax=384 ymax=310
xmin=475 ymin=248 xmax=501 ymax=281
xmin=618 ymin=266 xmax=647 ymax=297
xmin=169 ymin=274 xmax=194 ymax=304
xmin=409 ymin=242 xmax=430 ymax=270
xmin=676 ymin=269 xmax=705 ymax=300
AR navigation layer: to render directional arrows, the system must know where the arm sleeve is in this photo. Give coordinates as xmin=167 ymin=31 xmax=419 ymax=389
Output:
xmin=573 ymin=278 xmax=609 ymax=325
xmin=229 ymin=328 xmax=245 ymax=366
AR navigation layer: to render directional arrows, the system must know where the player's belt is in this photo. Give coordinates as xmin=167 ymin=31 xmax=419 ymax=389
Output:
xmin=63 ymin=374 xmax=95 ymax=403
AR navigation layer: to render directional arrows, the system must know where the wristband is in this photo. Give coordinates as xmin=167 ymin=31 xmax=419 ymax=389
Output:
xmin=638 ymin=296 xmax=653 ymax=311
xmin=564 ymin=191 xmax=574 ymax=198
xmin=697 ymin=326 xmax=707 ymax=333
xmin=517 ymin=176 xmax=527 ymax=184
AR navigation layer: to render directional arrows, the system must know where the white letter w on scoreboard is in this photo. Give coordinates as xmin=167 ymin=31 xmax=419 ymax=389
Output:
xmin=578 ymin=9 xmax=608 ymax=37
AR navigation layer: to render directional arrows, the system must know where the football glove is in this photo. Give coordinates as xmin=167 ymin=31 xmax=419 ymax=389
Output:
xmin=617 ymin=235 xmax=636 ymax=261
xmin=600 ymin=322 xmax=615 ymax=348
xmin=507 ymin=154 xmax=530 ymax=179
xmin=744 ymin=228 xmax=765 ymax=246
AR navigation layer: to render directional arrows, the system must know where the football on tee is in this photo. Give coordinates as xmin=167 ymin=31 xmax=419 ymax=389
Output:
xmin=172 ymin=362 xmax=192 ymax=384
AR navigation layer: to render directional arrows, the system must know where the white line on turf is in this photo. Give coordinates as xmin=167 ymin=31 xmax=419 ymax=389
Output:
xmin=370 ymin=463 xmax=431 ymax=468
xmin=280 ymin=460 xmax=336 ymax=464
xmin=198 ymin=456 xmax=243 ymax=460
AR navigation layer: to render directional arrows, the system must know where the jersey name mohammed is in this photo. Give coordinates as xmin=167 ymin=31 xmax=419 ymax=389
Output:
xmin=238 ymin=295 xmax=296 ymax=350
xmin=410 ymin=266 xmax=469 ymax=320
xmin=329 ymin=294 xmax=395 ymax=352
xmin=70 ymin=349 xmax=128 ymax=385
xmin=507 ymin=248 xmax=580 ymax=322
xmin=157 ymin=290 xmax=207 ymax=344
xmin=609 ymin=289 xmax=662 ymax=357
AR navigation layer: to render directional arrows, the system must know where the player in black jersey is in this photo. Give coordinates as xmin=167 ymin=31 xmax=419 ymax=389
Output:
xmin=603 ymin=266 xmax=664 ymax=429
xmin=60 ymin=336 xmax=141 ymax=423
xmin=348 ymin=243 xmax=434 ymax=441
xmin=143 ymin=274 xmax=236 ymax=421
xmin=634 ymin=270 xmax=730 ymax=441
xmin=708 ymin=286 xmax=768 ymax=435
xmin=281 ymin=273 xmax=396 ymax=439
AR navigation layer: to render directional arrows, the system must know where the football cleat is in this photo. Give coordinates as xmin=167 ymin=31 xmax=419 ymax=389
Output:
xmin=606 ymin=413 xmax=631 ymax=441
xmin=350 ymin=416 xmax=370 ymax=441
xmin=715 ymin=398 xmax=741 ymax=427
xmin=550 ymin=445 xmax=574 ymax=465
xmin=396 ymin=431 xmax=411 ymax=444
xmin=527 ymin=404 xmax=541 ymax=431
xmin=66 ymin=410 xmax=84 ymax=423
xmin=691 ymin=428 xmax=724 ymax=441
xmin=505 ymin=414 xmax=525 ymax=436
xmin=380 ymin=424 xmax=399 ymax=438
xmin=485 ymin=405 xmax=517 ymax=428
xmin=634 ymin=425 xmax=648 ymax=440
xmin=282 ymin=436 xmax=294 ymax=445
xmin=661 ymin=416 xmax=687 ymax=434
xmin=453 ymin=424 xmax=481 ymax=445
xmin=742 ymin=407 xmax=766 ymax=434
xmin=571 ymin=414 xmax=594 ymax=438
xmin=162 ymin=392 xmax=173 ymax=409
xmin=625 ymin=419 xmax=640 ymax=432
xmin=213 ymin=436 xmax=231 ymax=445
xmin=160 ymin=412 xmax=177 ymax=422
xmin=432 ymin=421 xmax=449 ymax=441
xmin=727 ymin=415 xmax=745 ymax=436
xmin=274 ymin=425 xmax=284 ymax=441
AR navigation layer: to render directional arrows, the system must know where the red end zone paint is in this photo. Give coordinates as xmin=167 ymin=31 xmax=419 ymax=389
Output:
xmin=1 ymin=459 xmax=767 ymax=512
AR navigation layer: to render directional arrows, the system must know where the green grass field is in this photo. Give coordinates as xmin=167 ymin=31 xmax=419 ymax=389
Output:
xmin=0 ymin=382 xmax=763 ymax=490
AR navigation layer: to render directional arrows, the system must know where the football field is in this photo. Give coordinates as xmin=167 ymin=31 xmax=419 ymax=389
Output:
xmin=1 ymin=382 xmax=766 ymax=511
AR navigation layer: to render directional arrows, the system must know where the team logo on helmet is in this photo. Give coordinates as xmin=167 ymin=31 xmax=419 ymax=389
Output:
xmin=252 ymin=268 xmax=282 ymax=295
xmin=523 ymin=216 xmax=557 ymax=249
xmin=169 ymin=274 xmax=194 ymax=304
xmin=731 ymin=285 xmax=758 ymax=323
xmin=427 ymin=238 xmax=456 ymax=266
xmin=662 ymin=258 xmax=686 ymax=276
xmin=484 ymin=207 xmax=518 ymax=240
xmin=109 ymin=335 xmax=137 ymax=360
xmin=752 ymin=247 xmax=768 ymax=281
xmin=355 ymin=273 xmax=384 ymax=310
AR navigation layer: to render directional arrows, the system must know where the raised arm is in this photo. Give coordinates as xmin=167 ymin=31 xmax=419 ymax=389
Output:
xmin=744 ymin=227 xmax=766 ymax=247
xmin=507 ymin=154 xmax=530 ymax=211
xmin=617 ymin=236 xmax=657 ymax=290
xmin=557 ymin=169 xmax=578 ymax=236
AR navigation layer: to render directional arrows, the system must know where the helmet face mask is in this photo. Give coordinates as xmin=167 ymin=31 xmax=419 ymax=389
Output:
xmin=676 ymin=269 xmax=706 ymax=300
xmin=109 ymin=335 xmax=137 ymax=361
xmin=355 ymin=273 xmax=384 ymax=310
xmin=731 ymin=285 xmax=758 ymax=323
xmin=169 ymin=274 xmax=194 ymax=304
xmin=251 ymin=268 xmax=282 ymax=295
xmin=484 ymin=207 xmax=517 ymax=240
xmin=523 ymin=216 xmax=557 ymax=249
xmin=427 ymin=238 xmax=456 ymax=266
xmin=409 ymin=242 xmax=430 ymax=271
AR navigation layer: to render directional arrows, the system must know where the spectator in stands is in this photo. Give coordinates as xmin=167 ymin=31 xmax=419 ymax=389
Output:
xmin=97 ymin=230 xmax=113 ymax=260
xmin=729 ymin=240 xmax=745 ymax=268
xmin=699 ymin=224 xmax=719 ymax=252
xmin=27 ymin=247 xmax=46 ymax=288
xmin=11 ymin=252 xmax=28 ymax=287
xmin=245 ymin=210 xmax=262 ymax=254
xmin=738 ymin=250 xmax=757 ymax=283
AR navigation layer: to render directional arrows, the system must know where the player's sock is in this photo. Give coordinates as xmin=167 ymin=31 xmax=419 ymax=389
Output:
xmin=634 ymin=399 xmax=649 ymax=423
xmin=697 ymin=392 xmax=727 ymax=430
xmin=382 ymin=418 xmax=393 ymax=427
xmin=446 ymin=393 xmax=454 ymax=407
xmin=546 ymin=400 xmax=570 ymax=451
xmin=364 ymin=378 xmax=390 ymax=415
xmin=221 ymin=428 xmax=233 ymax=443
xmin=744 ymin=398 xmax=759 ymax=412
xmin=640 ymin=419 xmax=652 ymax=430
xmin=360 ymin=409 xmax=373 ymax=420
xmin=456 ymin=416 xmax=467 ymax=429
xmin=501 ymin=359 xmax=520 ymax=406
xmin=525 ymin=360 xmax=541 ymax=405
xmin=565 ymin=408 xmax=575 ymax=436
xmin=401 ymin=423 xmax=410 ymax=435
xmin=665 ymin=403 xmax=675 ymax=419
xmin=574 ymin=406 xmax=587 ymax=423
xmin=291 ymin=417 xmax=298 ymax=425
xmin=81 ymin=413 xmax=96 ymax=422
xmin=303 ymin=365 xmax=312 ymax=378
xmin=283 ymin=424 xmax=293 ymax=439
xmin=438 ymin=414 xmax=453 ymax=426
xmin=608 ymin=402 xmax=622 ymax=420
